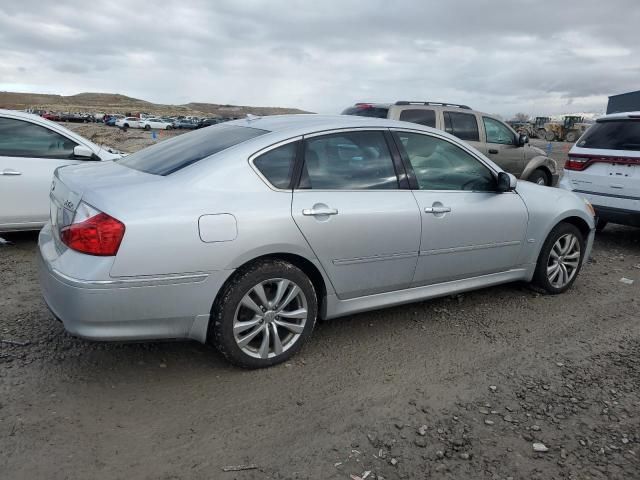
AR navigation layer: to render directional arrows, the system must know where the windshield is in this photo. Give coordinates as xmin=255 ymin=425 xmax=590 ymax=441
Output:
xmin=117 ymin=124 xmax=268 ymax=175
xmin=577 ymin=120 xmax=640 ymax=151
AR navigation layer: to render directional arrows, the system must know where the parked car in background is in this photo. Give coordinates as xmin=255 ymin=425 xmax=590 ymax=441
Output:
xmin=140 ymin=118 xmax=173 ymax=130
xmin=116 ymin=116 xmax=141 ymax=129
xmin=197 ymin=118 xmax=220 ymax=128
xmin=0 ymin=109 xmax=122 ymax=232
xmin=41 ymin=112 xmax=61 ymax=121
xmin=173 ymin=118 xmax=198 ymax=129
xmin=560 ymin=111 xmax=640 ymax=230
xmin=38 ymin=114 xmax=594 ymax=368
xmin=343 ymin=101 xmax=559 ymax=186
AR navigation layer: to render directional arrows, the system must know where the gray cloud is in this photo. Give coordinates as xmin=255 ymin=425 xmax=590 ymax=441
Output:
xmin=0 ymin=0 xmax=638 ymax=116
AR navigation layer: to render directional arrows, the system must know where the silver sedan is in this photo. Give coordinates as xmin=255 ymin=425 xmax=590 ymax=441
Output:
xmin=38 ymin=115 xmax=596 ymax=368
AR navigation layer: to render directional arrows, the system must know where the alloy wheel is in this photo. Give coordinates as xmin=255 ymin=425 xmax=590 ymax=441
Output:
xmin=233 ymin=278 xmax=308 ymax=359
xmin=546 ymin=233 xmax=581 ymax=288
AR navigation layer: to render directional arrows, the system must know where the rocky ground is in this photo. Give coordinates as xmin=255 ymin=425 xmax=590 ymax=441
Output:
xmin=1 ymin=224 xmax=639 ymax=479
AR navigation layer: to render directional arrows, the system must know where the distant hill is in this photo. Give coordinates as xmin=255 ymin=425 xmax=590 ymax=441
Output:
xmin=0 ymin=91 xmax=310 ymax=117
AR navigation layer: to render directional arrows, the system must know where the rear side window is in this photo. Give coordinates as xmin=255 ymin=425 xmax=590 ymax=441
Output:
xmin=118 ymin=125 xmax=268 ymax=175
xmin=253 ymin=142 xmax=298 ymax=189
xmin=443 ymin=111 xmax=480 ymax=142
xmin=300 ymin=131 xmax=398 ymax=190
xmin=577 ymin=120 xmax=640 ymax=151
xmin=0 ymin=117 xmax=78 ymax=159
xmin=399 ymin=109 xmax=436 ymax=127
xmin=341 ymin=106 xmax=389 ymax=119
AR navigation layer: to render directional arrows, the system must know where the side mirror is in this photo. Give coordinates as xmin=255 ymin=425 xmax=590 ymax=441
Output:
xmin=518 ymin=134 xmax=529 ymax=146
xmin=497 ymin=172 xmax=517 ymax=192
xmin=73 ymin=145 xmax=98 ymax=160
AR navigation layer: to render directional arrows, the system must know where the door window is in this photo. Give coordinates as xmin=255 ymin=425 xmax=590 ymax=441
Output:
xmin=399 ymin=109 xmax=436 ymax=127
xmin=483 ymin=117 xmax=516 ymax=145
xmin=300 ymin=131 xmax=398 ymax=190
xmin=443 ymin=111 xmax=480 ymax=141
xmin=395 ymin=131 xmax=496 ymax=191
xmin=0 ymin=117 xmax=78 ymax=159
xmin=253 ymin=141 xmax=298 ymax=189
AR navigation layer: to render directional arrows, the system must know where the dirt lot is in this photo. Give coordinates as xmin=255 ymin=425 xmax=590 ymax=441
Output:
xmin=1 ymin=128 xmax=639 ymax=480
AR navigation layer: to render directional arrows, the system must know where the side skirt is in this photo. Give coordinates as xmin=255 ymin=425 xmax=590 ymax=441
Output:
xmin=324 ymin=267 xmax=532 ymax=320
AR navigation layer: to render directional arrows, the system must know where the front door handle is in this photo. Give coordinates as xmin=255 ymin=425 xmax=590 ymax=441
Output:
xmin=1 ymin=169 xmax=22 ymax=176
xmin=488 ymin=149 xmax=499 ymax=154
xmin=424 ymin=206 xmax=451 ymax=214
xmin=302 ymin=207 xmax=339 ymax=216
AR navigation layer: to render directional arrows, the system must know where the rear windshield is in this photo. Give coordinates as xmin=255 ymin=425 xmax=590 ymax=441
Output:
xmin=577 ymin=120 xmax=640 ymax=151
xmin=117 ymin=125 xmax=268 ymax=175
xmin=342 ymin=106 xmax=389 ymax=119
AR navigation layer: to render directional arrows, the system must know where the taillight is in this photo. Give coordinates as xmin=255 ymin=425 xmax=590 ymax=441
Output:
xmin=565 ymin=155 xmax=590 ymax=171
xmin=60 ymin=202 xmax=125 ymax=256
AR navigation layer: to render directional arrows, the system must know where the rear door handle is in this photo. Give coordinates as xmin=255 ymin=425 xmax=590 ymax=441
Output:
xmin=302 ymin=207 xmax=338 ymax=216
xmin=488 ymin=149 xmax=499 ymax=154
xmin=1 ymin=169 xmax=22 ymax=176
xmin=424 ymin=206 xmax=451 ymax=214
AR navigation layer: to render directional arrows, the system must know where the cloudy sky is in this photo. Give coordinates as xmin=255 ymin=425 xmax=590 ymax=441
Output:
xmin=0 ymin=1 xmax=638 ymax=117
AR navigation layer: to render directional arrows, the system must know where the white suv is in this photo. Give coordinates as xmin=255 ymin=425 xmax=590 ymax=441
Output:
xmin=560 ymin=111 xmax=640 ymax=230
xmin=343 ymin=101 xmax=559 ymax=186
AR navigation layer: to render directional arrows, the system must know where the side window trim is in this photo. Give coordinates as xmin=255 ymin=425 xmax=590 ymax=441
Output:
xmin=294 ymin=128 xmax=402 ymax=191
xmin=248 ymin=136 xmax=303 ymax=191
xmin=390 ymin=128 xmax=499 ymax=192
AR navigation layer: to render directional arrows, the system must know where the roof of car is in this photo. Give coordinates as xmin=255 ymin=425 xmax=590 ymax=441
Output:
xmin=225 ymin=114 xmax=435 ymax=135
xmin=598 ymin=111 xmax=640 ymax=121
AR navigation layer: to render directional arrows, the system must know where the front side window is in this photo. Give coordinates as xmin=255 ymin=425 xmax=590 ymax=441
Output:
xmin=399 ymin=109 xmax=436 ymax=127
xmin=0 ymin=117 xmax=78 ymax=159
xmin=253 ymin=141 xmax=297 ymax=189
xmin=395 ymin=131 xmax=496 ymax=191
xmin=443 ymin=111 xmax=480 ymax=142
xmin=118 ymin=124 xmax=268 ymax=175
xmin=483 ymin=117 xmax=515 ymax=145
xmin=300 ymin=131 xmax=398 ymax=190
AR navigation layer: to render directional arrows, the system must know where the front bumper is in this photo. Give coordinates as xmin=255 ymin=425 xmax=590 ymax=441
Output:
xmin=38 ymin=227 xmax=234 ymax=343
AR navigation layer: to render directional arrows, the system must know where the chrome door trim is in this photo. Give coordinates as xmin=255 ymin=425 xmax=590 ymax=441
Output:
xmin=419 ymin=240 xmax=521 ymax=256
xmin=332 ymin=251 xmax=418 ymax=266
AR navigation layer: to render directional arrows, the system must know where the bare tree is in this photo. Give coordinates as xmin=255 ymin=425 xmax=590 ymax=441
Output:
xmin=513 ymin=112 xmax=530 ymax=122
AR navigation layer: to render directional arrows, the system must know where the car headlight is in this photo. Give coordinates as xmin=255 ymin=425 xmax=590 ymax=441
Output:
xmin=583 ymin=198 xmax=595 ymax=217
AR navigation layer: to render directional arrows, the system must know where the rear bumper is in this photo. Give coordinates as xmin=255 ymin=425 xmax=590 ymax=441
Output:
xmin=593 ymin=205 xmax=640 ymax=227
xmin=38 ymin=227 xmax=234 ymax=343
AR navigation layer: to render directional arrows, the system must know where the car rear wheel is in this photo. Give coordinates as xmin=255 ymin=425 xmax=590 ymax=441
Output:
xmin=532 ymin=223 xmax=584 ymax=294
xmin=528 ymin=168 xmax=549 ymax=186
xmin=209 ymin=259 xmax=317 ymax=368
xmin=144 ymin=124 xmax=150 ymax=130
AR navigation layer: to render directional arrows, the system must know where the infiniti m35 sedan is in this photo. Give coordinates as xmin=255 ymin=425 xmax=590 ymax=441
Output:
xmin=39 ymin=115 xmax=595 ymax=368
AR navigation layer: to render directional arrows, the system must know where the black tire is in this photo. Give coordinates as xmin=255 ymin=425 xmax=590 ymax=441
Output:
xmin=209 ymin=259 xmax=318 ymax=368
xmin=144 ymin=124 xmax=150 ymax=130
xmin=123 ymin=123 xmax=129 ymax=129
xmin=166 ymin=125 xmax=172 ymax=130
xmin=595 ymin=219 xmax=608 ymax=232
xmin=527 ymin=168 xmax=550 ymax=186
xmin=565 ymin=131 xmax=578 ymax=143
xmin=544 ymin=131 xmax=556 ymax=142
xmin=532 ymin=223 xmax=585 ymax=294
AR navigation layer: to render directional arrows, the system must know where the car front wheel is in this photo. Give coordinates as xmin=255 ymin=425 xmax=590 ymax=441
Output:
xmin=209 ymin=259 xmax=317 ymax=368
xmin=532 ymin=223 xmax=585 ymax=294
xmin=527 ymin=168 xmax=550 ymax=186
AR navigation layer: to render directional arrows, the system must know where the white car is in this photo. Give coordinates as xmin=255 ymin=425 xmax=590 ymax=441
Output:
xmin=0 ymin=109 xmax=122 ymax=232
xmin=139 ymin=118 xmax=173 ymax=130
xmin=560 ymin=111 xmax=640 ymax=230
xmin=115 ymin=117 xmax=141 ymax=129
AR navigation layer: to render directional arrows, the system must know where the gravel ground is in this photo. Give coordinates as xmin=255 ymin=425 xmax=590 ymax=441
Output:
xmin=1 ymin=225 xmax=639 ymax=479
xmin=1 ymin=127 xmax=638 ymax=479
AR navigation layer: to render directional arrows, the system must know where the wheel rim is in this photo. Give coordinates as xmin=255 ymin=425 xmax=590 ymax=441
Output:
xmin=536 ymin=176 xmax=546 ymax=185
xmin=547 ymin=233 xmax=581 ymax=288
xmin=233 ymin=278 xmax=308 ymax=359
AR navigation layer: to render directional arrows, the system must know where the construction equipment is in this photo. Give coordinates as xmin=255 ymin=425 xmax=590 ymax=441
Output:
xmin=542 ymin=116 xmax=589 ymax=142
xmin=533 ymin=117 xmax=550 ymax=139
